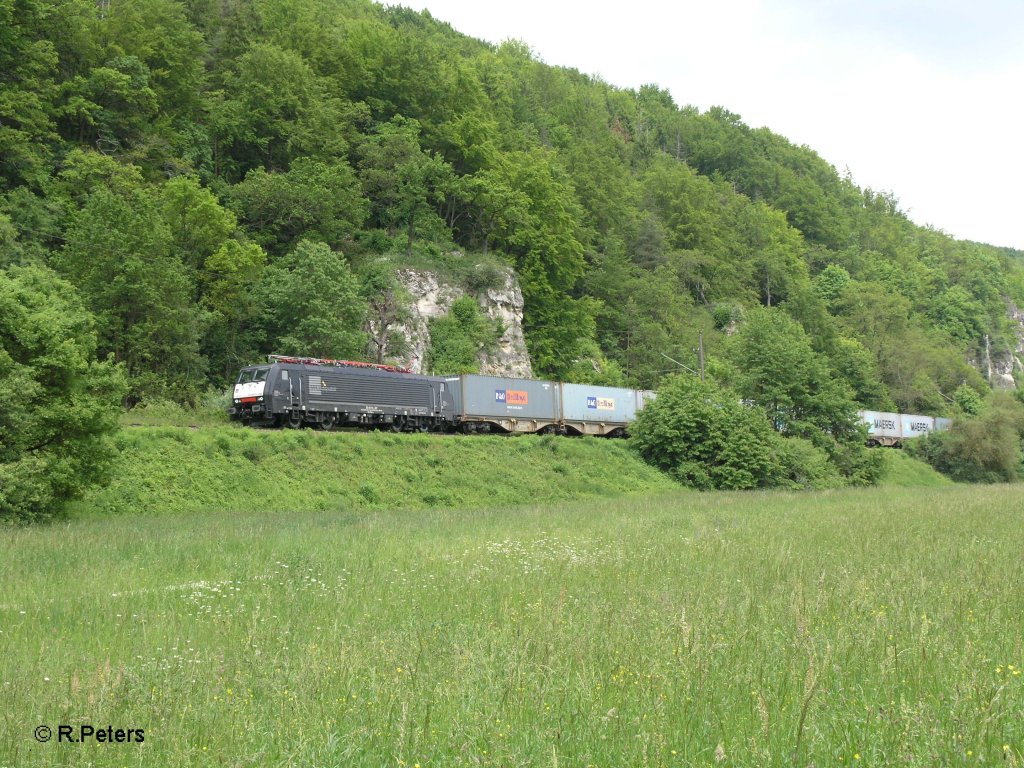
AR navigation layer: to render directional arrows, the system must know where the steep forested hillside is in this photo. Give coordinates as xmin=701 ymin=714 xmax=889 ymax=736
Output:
xmin=3 ymin=0 xmax=1022 ymax=413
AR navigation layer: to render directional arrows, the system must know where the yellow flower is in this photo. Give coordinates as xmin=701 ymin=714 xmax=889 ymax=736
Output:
xmin=854 ymin=754 xmax=860 ymax=760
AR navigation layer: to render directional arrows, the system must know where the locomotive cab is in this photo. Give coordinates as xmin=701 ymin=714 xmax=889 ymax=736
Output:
xmin=229 ymin=365 xmax=273 ymax=422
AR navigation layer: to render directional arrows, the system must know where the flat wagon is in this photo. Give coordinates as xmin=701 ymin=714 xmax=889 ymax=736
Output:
xmin=447 ymin=374 xmax=561 ymax=433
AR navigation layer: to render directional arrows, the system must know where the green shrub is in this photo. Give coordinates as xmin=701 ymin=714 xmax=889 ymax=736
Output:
xmin=908 ymin=395 xmax=1024 ymax=483
xmin=465 ymin=262 xmax=506 ymax=295
xmin=773 ymin=436 xmax=844 ymax=489
xmin=426 ymin=296 xmax=499 ymax=374
xmin=630 ymin=375 xmax=788 ymax=490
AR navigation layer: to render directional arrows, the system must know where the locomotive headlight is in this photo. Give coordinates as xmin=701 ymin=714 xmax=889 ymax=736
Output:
xmin=258 ymin=396 xmax=264 ymax=401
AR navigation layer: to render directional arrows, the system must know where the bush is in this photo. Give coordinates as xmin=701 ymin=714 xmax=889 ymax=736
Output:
xmin=465 ymin=262 xmax=507 ymax=295
xmin=630 ymin=375 xmax=787 ymax=490
xmin=1 ymin=266 xmax=126 ymax=522
xmin=426 ymin=296 xmax=499 ymax=374
xmin=907 ymin=394 xmax=1024 ymax=483
xmin=773 ymin=437 xmax=844 ymax=489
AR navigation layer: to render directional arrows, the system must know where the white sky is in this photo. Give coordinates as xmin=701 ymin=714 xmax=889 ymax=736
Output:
xmin=401 ymin=0 xmax=1024 ymax=250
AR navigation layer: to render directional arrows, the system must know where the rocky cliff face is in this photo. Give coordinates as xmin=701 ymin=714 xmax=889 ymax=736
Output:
xmin=987 ymin=302 xmax=1024 ymax=389
xmin=370 ymin=265 xmax=533 ymax=378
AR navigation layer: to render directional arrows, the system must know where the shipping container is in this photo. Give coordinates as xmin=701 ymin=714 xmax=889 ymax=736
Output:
xmin=901 ymin=413 xmax=936 ymax=437
xmin=448 ymin=374 xmax=561 ymax=433
xmin=560 ymin=383 xmax=641 ymax=436
xmin=860 ymin=410 xmax=903 ymax=445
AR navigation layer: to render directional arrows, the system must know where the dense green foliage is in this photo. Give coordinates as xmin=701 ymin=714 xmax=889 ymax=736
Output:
xmin=425 ymin=295 xmax=499 ymax=374
xmin=5 ymin=485 xmax=1024 ymax=765
xmin=2 ymin=0 xmax=1020 ymax=412
xmin=0 ymin=265 xmax=125 ymax=522
xmin=908 ymin=393 xmax=1024 ymax=483
xmin=631 ymin=309 xmax=885 ymax=490
xmin=630 ymin=374 xmax=844 ymax=490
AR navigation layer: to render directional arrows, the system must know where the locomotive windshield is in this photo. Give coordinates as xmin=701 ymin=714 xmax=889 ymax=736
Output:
xmin=237 ymin=367 xmax=270 ymax=384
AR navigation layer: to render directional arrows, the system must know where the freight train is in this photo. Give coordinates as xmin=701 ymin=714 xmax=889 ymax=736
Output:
xmin=229 ymin=356 xmax=652 ymax=436
xmin=229 ymin=356 xmax=951 ymax=443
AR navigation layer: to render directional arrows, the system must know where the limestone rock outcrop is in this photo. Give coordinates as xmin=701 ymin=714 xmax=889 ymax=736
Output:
xmin=368 ymin=263 xmax=533 ymax=378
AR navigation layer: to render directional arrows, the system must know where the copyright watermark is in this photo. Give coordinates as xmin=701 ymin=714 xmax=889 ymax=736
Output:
xmin=34 ymin=725 xmax=145 ymax=744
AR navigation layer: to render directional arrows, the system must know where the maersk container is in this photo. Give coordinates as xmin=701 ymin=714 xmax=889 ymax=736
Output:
xmin=901 ymin=413 xmax=936 ymax=437
xmin=860 ymin=409 xmax=901 ymax=438
xmin=860 ymin=410 xmax=902 ymax=444
xmin=448 ymin=374 xmax=560 ymax=433
xmin=560 ymin=383 xmax=640 ymax=436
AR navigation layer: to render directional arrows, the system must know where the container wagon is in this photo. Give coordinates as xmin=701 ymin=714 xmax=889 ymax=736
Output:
xmin=859 ymin=410 xmax=953 ymax=447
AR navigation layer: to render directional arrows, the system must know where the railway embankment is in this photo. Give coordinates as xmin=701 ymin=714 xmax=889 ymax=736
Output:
xmin=72 ymin=423 xmax=951 ymax=518
xmin=74 ymin=427 xmax=680 ymax=517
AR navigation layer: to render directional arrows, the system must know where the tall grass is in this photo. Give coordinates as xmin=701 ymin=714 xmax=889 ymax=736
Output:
xmin=3 ymin=485 xmax=1022 ymax=766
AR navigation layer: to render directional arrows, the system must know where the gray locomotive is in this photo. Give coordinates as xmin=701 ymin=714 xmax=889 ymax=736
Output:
xmin=230 ymin=356 xmax=454 ymax=432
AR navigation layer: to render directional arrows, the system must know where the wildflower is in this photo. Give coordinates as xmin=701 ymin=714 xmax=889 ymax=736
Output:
xmin=854 ymin=754 xmax=860 ymax=760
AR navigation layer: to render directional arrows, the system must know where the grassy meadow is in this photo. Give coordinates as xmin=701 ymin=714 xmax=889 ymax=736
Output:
xmin=3 ymin=482 xmax=1023 ymax=767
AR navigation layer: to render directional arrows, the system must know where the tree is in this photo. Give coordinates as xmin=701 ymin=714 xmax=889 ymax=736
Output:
xmin=209 ymin=42 xmax=322 ymax=175
xmin=453 ymin=167 xmax=530 ymax=256
xmin=489 ymin=148 xmax=594 ymax=378
xmin=201 ymin=239 xmax=266 ymax=384
xmin=356 ymin=116 xmax=453 ymax=256
xmin=230 ymin=157 xmax=367 ymax=256
xmin=1 ymin=265 xmax=125 ymax=522
xmin=725 ymin=307 xmax=861 ymax=444
xmin=0 ymin=0 xmax=58 ymax=189
xmin=909 ymin=395 xmax=1024 ymax=483
xmin=813 ymin=263 xmax=851 ymax=307
xmin=57 ymin=56 xmax=160 ymax=151
xmin=256 ymin=240 xmax=366 ymax=358
xmin=723 ymin=307 xmax=882 ymax=483
xmin=159 ymin=175 xmax=237 ymax=271
xmin=56 ymin=187 xmax=207 ymax=401
xmin=360 ymin=260 xmax=411 ymax=365
xmin=828 ymin=336 xmax=893 ymax=410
